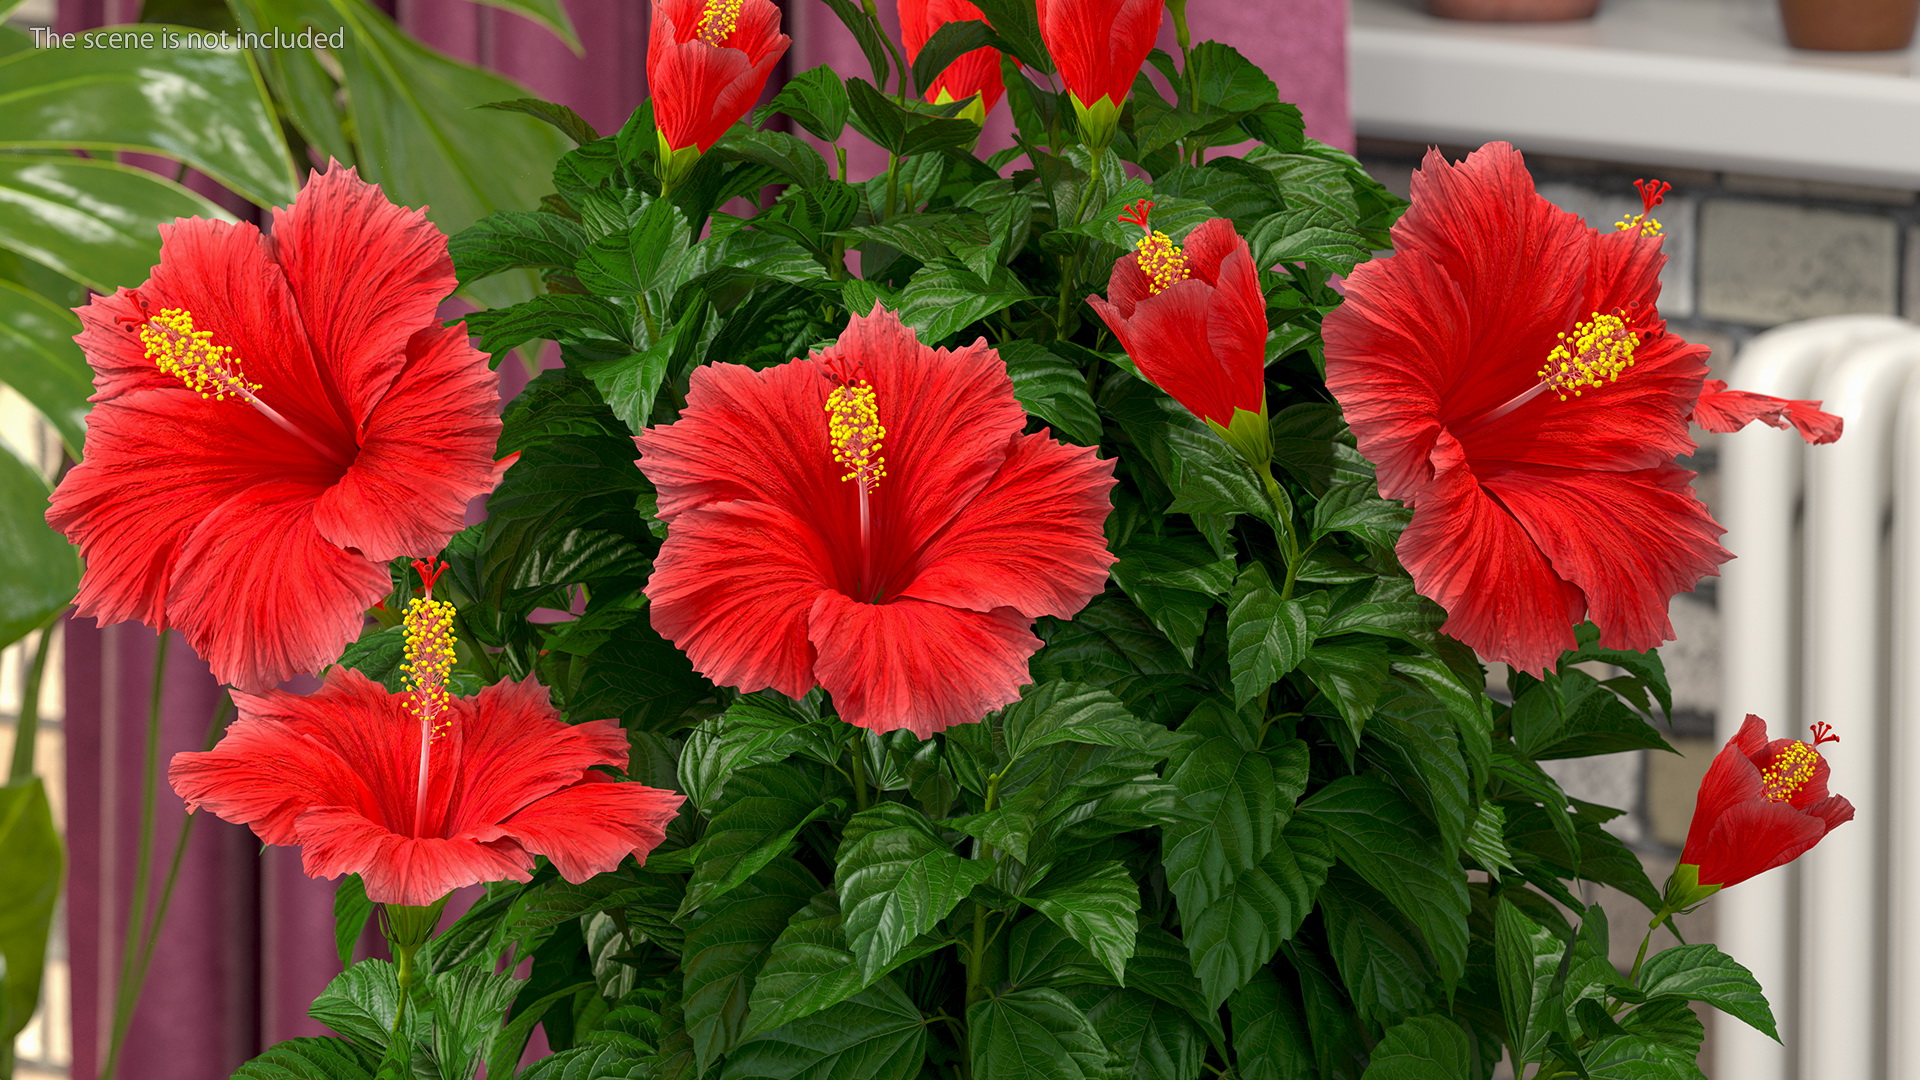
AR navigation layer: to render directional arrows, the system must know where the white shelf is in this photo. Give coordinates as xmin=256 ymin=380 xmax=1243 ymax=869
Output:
xmin=1352 ymin=0 xmax=1920 ymax=189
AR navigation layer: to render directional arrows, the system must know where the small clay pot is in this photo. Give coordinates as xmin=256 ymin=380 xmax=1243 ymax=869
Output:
xmin=1425 ymin=0 xmax=1601 ymax=20
xmin=1779 ymin=0 xmax=1920 ymax=49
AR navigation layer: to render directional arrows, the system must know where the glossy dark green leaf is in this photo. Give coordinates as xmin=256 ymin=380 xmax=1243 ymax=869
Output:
xmin=814 ymin=0 xmax=892 ymax=86
xmin=1319 ymin=871 xmax=1438 ymax=1027
xmin=1581 ymin=1034 xmax=1704 ymax=1080
xmin=1101 ymin=375 xmax=1271 ymax=525
xmin=0 ymin=280 xmax=89 ymax=456
xmin=1183 ymin=817 xmax=1332 ymax=1009
xmin=1021 ymin=859 xmax=1139 ymax=984
xmin=892 ymin=264 xmax=1030 ymax=344
xmin=464 ymin=293 xmax=635 ymax=358
xmin=1162 ymin=702 xmax=1304 ymax=911
xmin=680 ymin=765 xmax=838 ymax=917
xmin=999 ymin=680 xmax=1182 ymax=761
xmin=1110 ymin=533 xmax=1235 ymax=664
xmin=1298 ymin=776 xmax=1469 ymax=985
xmin=1313 ymin=575 xmax=1441 ymax=648
xmin=0 ymin=26 xmax=295 ymax=205
xmin=479 ymin=97 xmax=598 ymax=145
xmin=1065 ymin=982 xmax=1206 ymax=1080
xmin=723 ymin=979 xmax=927 ymax=1080
xmin=744 ymin=891 xmax=943 ymax=1038
xmin=0 ymin=446 xmax=77 ymax=649
xmin=969 ymin=987 xmax=1110 ymax=1080
xmin=0 ymin=156 xmax=228 ymax=294
xmin=1495 ymin=897 xmax=1565 ymax=1065
xmin=1361 ymin=685 xmax=1472 ymax=856
xmin=450 ymin=208 xmax=588 ymax=283
xmin=577 ymin=198 xmax=692 ymax=297
xmin=910 ymin=18 xmax=995 ymax=97
xmin=1463 ymin=804 xmax=1517 ymax=879
xmin=232 ymin=1037 xmax=379 ymax=1080
xmin=681 ymin=858 xmax=819 ymax=1073
xmin=0 ymin=779 xmax=60 ymax=1043
xmin=968 ymin=0 xmax=1052 ymax=72
xmin=1226 ymin=563 xmax=1314 ymax=705
xmin=425 ymin=966 xmax=519 ymax=1080
xmin=1637 ymin=944 xmax=1777 ymax=1041
xmin=759 ymin=64 xmax=851 ymax=142
xmin=1299 ymin=640 xmax=1392 ymax=743
xmin=997 ymin=340 xmax=1103 ymax=445
xmin=1618 ymin=997 xmax=1704 ymax=1058
xmin=1359 ymin=1014 xmax=1471 ymax=1080
xmin=1228 ymin=968 xmax=1313 ymax=1080
xmin=678 ymin=695 xmax=839 ymax=811
xmin=308 ymin=960 xmax=421 ymax=1057
xmin=836 ymin=802 xmax=991 ymax=981
xmin=331 ymin=875 xmax=373 ymax=971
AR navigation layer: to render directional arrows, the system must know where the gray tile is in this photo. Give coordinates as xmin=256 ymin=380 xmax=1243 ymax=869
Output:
xmin=1722 ymin=172 xmax=1917 ymax=207
xmin=1698 ymin=200 xmax=1898 ymax=325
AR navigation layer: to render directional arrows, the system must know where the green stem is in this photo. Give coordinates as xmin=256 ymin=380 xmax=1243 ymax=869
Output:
xmin=860 ymin=0 xmax=912 ymax=100
xmin=7 ymin=610 xmax=61 ymax=782
xmin=1053 ymin=148 xmax=1107 ymax=339
xmin=1260 ymin=469 xmax=1304 ymax=601
xmin=101 ymin=631 xmax=173 ymax=1080
xmin=1628 ymin=906 xmax=1671 ymax=986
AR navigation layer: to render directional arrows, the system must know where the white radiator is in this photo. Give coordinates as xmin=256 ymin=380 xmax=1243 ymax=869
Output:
xmin=1717 ymin=314 xmax=1920 ymax=1080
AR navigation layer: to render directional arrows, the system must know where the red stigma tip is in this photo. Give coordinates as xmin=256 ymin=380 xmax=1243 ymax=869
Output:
xmin=411 ymin=556 xmax=448 ymax=596
xmin=1810 ymin=721 xmax=1840 ymax=747
xmin=1634 ymin=178 xmax=1671 ymax=214
xmin=1118 ymin=199 xmax=1154 ymax=230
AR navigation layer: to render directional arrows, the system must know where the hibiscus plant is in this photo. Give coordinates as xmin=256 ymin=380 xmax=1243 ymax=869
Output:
xmin=31 ymin=0 xmax=1863 ymax=1077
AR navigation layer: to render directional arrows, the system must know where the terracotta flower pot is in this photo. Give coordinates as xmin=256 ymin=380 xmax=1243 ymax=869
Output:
xmin=1779 ymin=0 xmax=1920 ymax=50
xmin=1425 ymin=0 xmax=1600 ymax=20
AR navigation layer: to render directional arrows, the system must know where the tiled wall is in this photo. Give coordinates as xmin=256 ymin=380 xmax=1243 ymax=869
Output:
xmin=1361 ymin=136 xmax=1920 ymax=1073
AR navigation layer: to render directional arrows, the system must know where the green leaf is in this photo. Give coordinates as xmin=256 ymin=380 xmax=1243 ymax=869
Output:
xmin=997 ymin=340 xmax=1103 ymax=445
xmin=1110 ymin=533 xmax=1235 ymax=664
xmin=1618 ymin=997 xmax=1703 ymax=1058
xmin=1298 ymin=776 xmax=1470 ymax=985
xmin=308 ymin=960 xmax=421 ymax=1057
xmin=1021 ymin=859 xmax=1140 ymax=984
xmin=1299 ymin=640 xmax=1392 ymax=744
xmin=1360 ymin=1014 xmax=1471 ymax=1080
xmin=1226 ymin=563 xmax=1313 ymax=706
xmin=1495 ymin=898 xmax=1565 ymax=1065
xmin=1581 ymin=1034 xmax=1705 ymax=1080
xmin=891 ymin=265 xmax=1031 ymax=344
xmin=0 ymin=280 xmax=89 ymax=456
xmin=0 ymin=24 xmax=296 ymax=205
xmin=681 ymin=858 xmax=819 ymax=1073
xmin=1066 ymin=982 xmax=1206 ymax=1080
xmin=1637 ymin=944 xmax=1777 ymax=1041
xmin=0 ymin=779 xmax=60 ymax=1043
xmin=478 ymin=97 xmax=599 ymax=145
xmin=1563 ymin=621 xmax=1674 ymax=719
xmin=969 ymin=987 xmax=1111 ymax=1080
xmin=450 ymin=208 xmax=588 ymax=283
xmin=680 ymin=764 xmax=838 ymax=917
xmin=910 ymin=18 xmax=995 ymax=97
xmin=1229 ymin=968 xmax=1313 ymax=1080
xmin=1463 ymin=804 xmax=1517 ymax=880
xmin=814 ymin=0 xmax=892 ymax=86
xmin=1101 ymin=374 xmax=1270 ymax=524
xmin=516 ymin=1040 xmax=653 ymax=1080
xmin=576 ymin=197 xmax=692 ymax=296
xmin=0 ymin=155 xmax=231 ymax=294
xmin=967 ymin=0 xmax=1052 ymax=72
xmin=760 ymin=65 xmax=851 ymax=142
xmin=1162 ymin=703 xmax=1306 ymax=915
xmin=462 ymin=0 xmax=578 ymax=50
xmin=424 ymin=966 xmax=519 ymax=1080
xmin=1314 ymin=575 xmax=1440 ymax=648
xmin=999 ymin=680 xmax=1183 ymax=762
xmin=1183 ymin=817 xmax=1332 ymax=1009
xmin=1360 ymin=684 xmax=1473 ymax=856
xmin=464 ymin=293 xmax=634 ymax=357
xmin=1319 ymin=871 xmax=1439 ymax=1026
xmin=836 ymin=802 xmax=992 ymax=981
xmin=0 ymin=444 xmax=78 ymax=649
xmin=723 ymin=980 xmax=928 ymax=1080
xmin=745 ymin=891 xmax=944 ymax=1038
xmin=232 ymin=1037 xmax=379 ymax=1080
xmin=678 ymin=695 xmax=839 ymax=811
xmin=332 ymin=875 xmax=374 ymax=971
xmin=1510 ymin=669 xmax=1675 ymax=760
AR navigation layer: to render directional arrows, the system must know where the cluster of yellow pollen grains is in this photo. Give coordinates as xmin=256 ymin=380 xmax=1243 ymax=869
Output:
xmin=401 ymin=595 xmax=458 ymax=738
xmin=140 ymin=308 xmax=261 ymax=401
xmin=1538 ymin=311 xmax=1639 ymax=399
xmin=1135 ymin=231 xmax=1190 ymax=295
xmin=1760 ymin=741 xmax=1820 ymax=803
xmin=1615 ymin=211 xmax=1664 ymax=237
xmin=694 ymin=0 xmax=743 ymax=44
xmin=825 ymin=379 xmax=886 ymax=491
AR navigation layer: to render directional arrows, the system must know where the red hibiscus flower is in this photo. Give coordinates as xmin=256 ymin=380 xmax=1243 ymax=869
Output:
xmin=45 ymin=165 xmax=501 ymax=693
xmin=898 ymin=0 xmax=1006 ymax=118
xmin=1089 ymin=202 xmax=1268 ymax=460
xmin=168 ymin=562 xmax=683 ymax=907
xmin=1693 ymin=378 xmax=1843 ymax=444
xmin=1035 ymin=0 xmax=1164 ymax=147
xmin=648 ymin=0 xmax=791 ymax=180
xmin=1323 ymin=143 xmax=1729 ymax=674
xmin=1673 ymin=715 xmax=1854 ymax=895
xmin=635 ymin=305 xmax=1117 ymax=737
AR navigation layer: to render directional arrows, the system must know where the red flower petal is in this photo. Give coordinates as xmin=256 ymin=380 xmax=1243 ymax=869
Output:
xmin=900 ymin=430 xmax=1116 ymax=617
xmin=482 ymin=780 xmax=684 ymax=883
xmin=808 ymin=592 xmax=1041 ymax=736
xmin=268 ymin=164 xmax=455 ymax=429
xmin=1394 ymin=433 xmax=1587 ymax=674
xmin=646 ymin=501 xmax=836 ymax=700
xmin=1678 ymin=715 xmax=1856 ymax=889
xmin=1035 ymin=0 xmax=1164 ymax=107
xmin=311 ymin=322 xmax=502 ymax=562
xmin=1693 ymin=379 xmax=1844 ymax=444
xmin=164 ymin=482 xmax=392 ymax=692
xmin=442 ymin=678 xmax=632 ymax=830
xmin=648 ymin=0 xmax=790 ymax=153
xmin=295 ymin=807 xmax=533 ymax=907
xmin=1477 ymin=462 xmax=1728 ymax=655
xmin=1692 ymin=798 xmax=1834 ymax=889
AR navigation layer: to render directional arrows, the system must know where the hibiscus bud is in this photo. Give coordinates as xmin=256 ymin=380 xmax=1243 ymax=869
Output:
xmin=1665 ymin=714 xmax=1855 ymax=909
xmin=647 ymin=0 xmax=792 ymax=186
xmin=1035 ymin=0 xmax=1165 ymax=150
xmin=898 ymin=0 xmax=1007 ymax=122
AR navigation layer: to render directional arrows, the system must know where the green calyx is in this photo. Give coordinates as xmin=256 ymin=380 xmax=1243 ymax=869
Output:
xmin=382 ymin=894 xmax=451 ymax=991
xmin=655 ymin=128 xmax=704 ymax=191
xmin=1660 ymin=862 xmax=1723 ymax=917
xmin=1070 ymin=93 xmax=1124 ymax=153
xmin=1206 ymin=404 xmax=1273 ymax=471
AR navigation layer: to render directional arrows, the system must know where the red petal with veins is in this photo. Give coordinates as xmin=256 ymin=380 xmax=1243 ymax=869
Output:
xmin=808 ymin=592 xmax=1040 ymax=737
xmin=170 ymin=669 xmax=681 ymax=906
xmin=1035 ymin=0 xmax=1164 ymax=107
xmin=1679 ymin=716 xmax=1855 ymax=889
xmin=1693 ymin=379 xmax=1844 ymax=444
xmin=648 ymin=0 xmax=790 ymax=153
